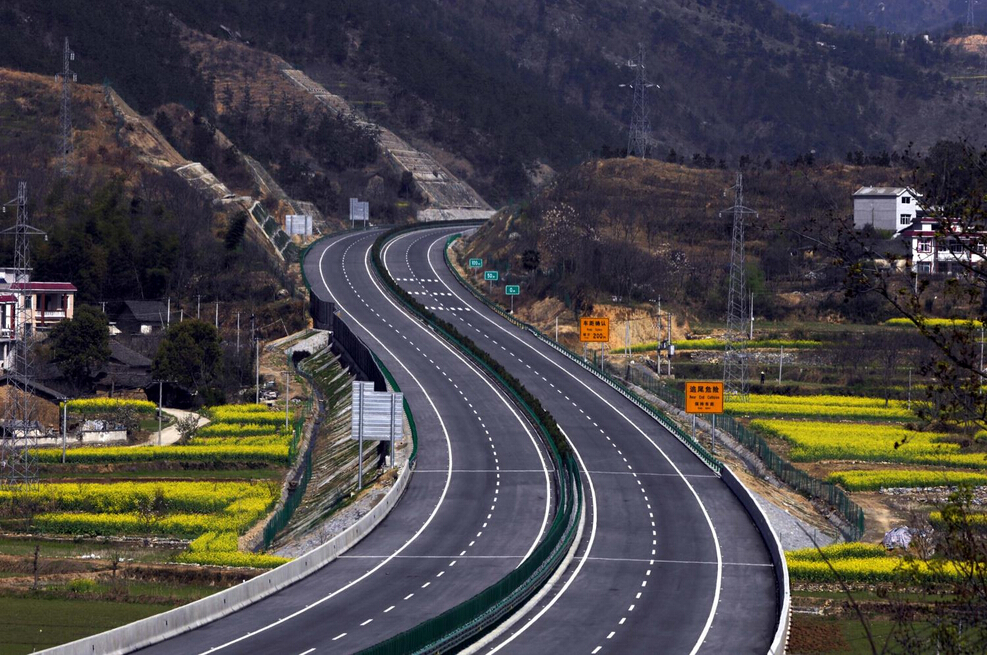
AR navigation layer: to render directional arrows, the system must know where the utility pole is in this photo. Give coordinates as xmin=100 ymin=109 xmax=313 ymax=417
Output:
xmin=778 ymin=346 xmax=784 ymax=384
xmin=750 ymin=292 xmax=754 ymax=340
xmin=284 ymin=370 xmax=291 ymax=431
xmin=255 ymin=338 xmax=260 ymax=404
xmin=157 ymin=380 xmax=163 ymax=446
xmin=1 ymin=182 xmax=46 ymax=488
xmin=167 ymin=297 xmax=171 ymax=326
xmin=61 ymin=402 xmax=67 ymax=464
xmin=969 ymin=0 xmax=976 ymax=31
xmin=625 ymin=321 xmax=630 ymax=357
xmin=197 ymin=294 xmax=201 ymax=320
xmin=555 ymin=316 xmax=558 ymax=342
xmin=619 ymin=43 xmax=658 ymax=158
xmin=56 ymin=38 xmax=76 ymax=176
xmin=667 ymin=311 xmax=672 ymax=376
xmin=722 ymin=173 xmax=756 ymax=400
xmin=215 ymin=302 xmax=219 ymax=329
xmin=236 ymin=312 xmax=241 ymax=352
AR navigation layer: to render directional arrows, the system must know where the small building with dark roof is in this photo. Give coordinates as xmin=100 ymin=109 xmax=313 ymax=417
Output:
xmin=106 ymin=300 xmax=169 ymax=335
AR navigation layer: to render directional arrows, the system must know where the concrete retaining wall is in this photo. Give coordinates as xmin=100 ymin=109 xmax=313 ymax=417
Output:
xmin=39 ymin=461 xmax=413 ymax=655
xmin=721 ymin=466 xmax=791 ymax=654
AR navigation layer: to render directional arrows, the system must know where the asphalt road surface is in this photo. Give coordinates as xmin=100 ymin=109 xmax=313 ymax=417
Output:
xmin=382 ymin=226 xmax=779 ymax=654
xmin=138 ymin=229 xmax=555 ymax=654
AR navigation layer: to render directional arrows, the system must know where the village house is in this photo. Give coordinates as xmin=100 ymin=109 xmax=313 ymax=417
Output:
xmin=853 ymin=186 xmax=923 ymax=234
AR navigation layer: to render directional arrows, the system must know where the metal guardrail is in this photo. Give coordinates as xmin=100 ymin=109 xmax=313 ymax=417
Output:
xmin=442 ymin=235 xmax=721 ymax=473
xmin=357 ymin=224 xmax=581 ymax=653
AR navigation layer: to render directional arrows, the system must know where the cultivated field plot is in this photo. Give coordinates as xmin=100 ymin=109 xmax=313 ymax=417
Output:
xmin=727 ymin=394 xmax=915 ymax=421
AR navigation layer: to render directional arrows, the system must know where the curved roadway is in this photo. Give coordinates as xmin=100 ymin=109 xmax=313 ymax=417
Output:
xmin=383 ymin=227 xmax=779 ymax=654
xmin=139 ymin=229 xmax=555 ymax=654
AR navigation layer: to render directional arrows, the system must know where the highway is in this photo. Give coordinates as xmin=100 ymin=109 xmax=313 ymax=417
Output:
xmin=382 ymin=226 xmax=779 ymax=653
xmin=138 ymin=229 xmax=556 ymax=654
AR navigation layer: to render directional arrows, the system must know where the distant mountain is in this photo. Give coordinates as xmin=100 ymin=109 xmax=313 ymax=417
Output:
xmin=2 ymin=0 xmax=986 ymax=203
xmin=773 ymin=0 xmax=968 ymax=33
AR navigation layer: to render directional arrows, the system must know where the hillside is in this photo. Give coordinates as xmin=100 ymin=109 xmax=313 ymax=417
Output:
xmin=2 ymin=0 xmax=987 ymax=206
xmin=774 ymin=0 xmax=967 ymax=33
xmin=460 ymin=157 xmax=900 ymax=323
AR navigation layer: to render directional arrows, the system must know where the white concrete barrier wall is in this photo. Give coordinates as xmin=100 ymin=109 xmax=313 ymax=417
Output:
xmin=40 ymin=462 xmax=413 ymax=655
xmin=720 ymin=466 xmax=791 ymax=655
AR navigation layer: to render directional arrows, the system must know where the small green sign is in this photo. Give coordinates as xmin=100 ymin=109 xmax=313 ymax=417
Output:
xmin=469 ymin=258 xmax=483 ymax=268
xmin=484 ymin=271 xmax=499 ymax=281
xmin=505 ymin=285 xmax=520 ymax=296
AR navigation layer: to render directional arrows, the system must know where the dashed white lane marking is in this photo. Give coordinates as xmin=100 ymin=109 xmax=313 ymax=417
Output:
xmin=332 ymin=633 xmax=346 ymax=641
xmin=299 ymin=649 xmax=316 ymax=655
xmin=360 ymin=619 xmax=373 ymax=626
xmin=384 ymin=605 xmax=394 ymax=613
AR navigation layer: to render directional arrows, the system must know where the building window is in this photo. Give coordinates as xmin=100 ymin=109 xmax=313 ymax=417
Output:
xmin=918 ymin=262 xmax=933 ymax=273
xmin=917 ymin=238 xmax=933 ymax=253
xmin=902 ymin=196 xmax=911 ymax=204
xmin=949 ymin=241 xmax=963 ymax=254
xmin=900 ymin=214 xmax=912 ymax=225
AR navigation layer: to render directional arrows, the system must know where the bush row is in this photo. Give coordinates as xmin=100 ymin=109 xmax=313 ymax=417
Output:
xmin=35 ymin=444 xmax=290 ymax=465
xmin=64 ymin=398 xmax=157 ymax=415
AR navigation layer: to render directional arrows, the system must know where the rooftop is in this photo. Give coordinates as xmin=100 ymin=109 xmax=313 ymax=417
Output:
xmin=853 ymin=186 xmax=920 ymax=198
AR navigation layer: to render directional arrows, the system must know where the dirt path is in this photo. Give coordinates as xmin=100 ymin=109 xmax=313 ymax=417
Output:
xmin=145 ymin=409 xmax=210 ymax=447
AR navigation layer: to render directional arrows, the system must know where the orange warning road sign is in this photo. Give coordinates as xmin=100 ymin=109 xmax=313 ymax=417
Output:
xmin=579 ymin=317 xmax=610 ymax=343
xmin=685 ymin=381 xmax=724 ymax=414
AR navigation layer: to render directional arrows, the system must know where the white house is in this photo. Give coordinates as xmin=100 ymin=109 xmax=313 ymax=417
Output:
xmin=903 ymin=217 xmax=986 ymax=274
xmin=853 ymin=187 xmax=923 ymax=234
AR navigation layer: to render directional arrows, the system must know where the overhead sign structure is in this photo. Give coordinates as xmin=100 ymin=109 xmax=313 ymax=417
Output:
xmin=483 ymin=271 xmax=499 ymax=281
xmin=505 ymin=285 xmax=520 ymax=295
xmin=685 ymin=381 xmax=724 ymax=414
xmin=579 ymin=317 xmax=610 ymax=343
xmin=469 ymin=258 xmax=483 ymax=268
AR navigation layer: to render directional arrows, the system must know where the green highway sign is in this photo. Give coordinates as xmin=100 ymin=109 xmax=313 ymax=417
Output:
xmin=484 ymin=271 xmax=499 ymax=281
xmin=505 ymin=285 xmax=520 ymax=295
xmin=469 ymin=258 xmax=483 ymax=268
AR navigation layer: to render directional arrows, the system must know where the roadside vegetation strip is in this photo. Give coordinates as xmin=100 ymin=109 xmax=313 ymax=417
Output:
xmin=35 ymin=444 xmax=290 ymax=465
xmin=786 ymin=544 xmax=966 ymax=583
xmin=828 ymin=469 xmax=987 ymax=491
xmin=64 ymin=398 xmax=157 ymax=414
xmin=630 ymin=338 xmax=821 ymax=352
xmin=750 ymin=420 xmax=986 ymax=466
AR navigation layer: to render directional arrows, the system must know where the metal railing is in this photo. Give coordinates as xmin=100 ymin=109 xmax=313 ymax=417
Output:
xmin=357 ymin=223 xmax=581 ymax=653
xmin=443 ymin=235 xmax=721 ymax=473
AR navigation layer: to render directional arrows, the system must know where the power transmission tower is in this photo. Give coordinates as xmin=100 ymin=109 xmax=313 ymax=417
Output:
xmin=0 ymin=183 xmax=46 ymax=489
xmin=620 ymin=44 xmax=658 ymax=158
xmin=722 ymin=173 xmax=757 ymax=400
xmin=56 ymin=38 xmax=76 ymax=176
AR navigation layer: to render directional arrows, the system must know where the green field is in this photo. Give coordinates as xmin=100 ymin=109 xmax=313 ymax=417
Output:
xmin=0 ymin=596 xmax=174 ymax=655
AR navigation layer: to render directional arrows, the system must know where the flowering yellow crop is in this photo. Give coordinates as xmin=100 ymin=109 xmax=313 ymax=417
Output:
xmin=177 ymin=530 xmax=290 ymax=568
xmin=64 ymin=398 xmax=157 ymax=415
xmin=828 ymin=469 xmax=987 ymax=491
xmin=35 ymin=444 xmax=290 ymax=465
xmin=197 ymin=423 xmax=285 ymax=438
xmin=0 ymin=481 xmax=275 ymax=514
xmin=206 ymin=406 xmax=284 ymax=426
xmin=884 ymin=318 xmax=983 ymax=328
xmin=751 ymin=420 xmax=984 ymax=467
xmin=727 ymin=394 xmax=914 ymax=421
xmin=786 ymin=543 xmax=966 ymax=583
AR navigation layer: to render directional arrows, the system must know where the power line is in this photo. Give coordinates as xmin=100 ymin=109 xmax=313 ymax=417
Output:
xmin=722 ymin=172 xmax=757 ymax=400
xmin=56 ymin=38 xmax=77 ymax=176
xmin=0 ymin=183 xmax=47 ymax=489
xmin=619 ymin=44 xmax=658 ymax=158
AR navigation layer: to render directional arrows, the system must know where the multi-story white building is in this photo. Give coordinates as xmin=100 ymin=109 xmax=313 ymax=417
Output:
xmin=903 ymin=217 xmax=986 ymax=274
xmin=853 ymin=186 xmax=923 ymax=234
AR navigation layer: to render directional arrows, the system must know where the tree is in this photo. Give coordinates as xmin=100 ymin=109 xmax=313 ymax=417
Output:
xmin=152 ymin=320 xmax=223 ymax=394
xmin=48 ymin=305 xmax=111 ymax=391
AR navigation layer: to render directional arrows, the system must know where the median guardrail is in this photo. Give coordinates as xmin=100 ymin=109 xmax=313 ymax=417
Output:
xmin=356 ymin=223 xmax=582 ymax=653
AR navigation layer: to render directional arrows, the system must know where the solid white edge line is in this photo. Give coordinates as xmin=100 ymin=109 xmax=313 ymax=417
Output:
xmin=427 ymin=231 xmax=723 ymax=654
xmin=482 ymin=425 xmax=597 ymax=653
xmin=198 ymin=231 xmax=451 ymax=654
xmin=384 ymin=230 xmax=552 ymax=561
